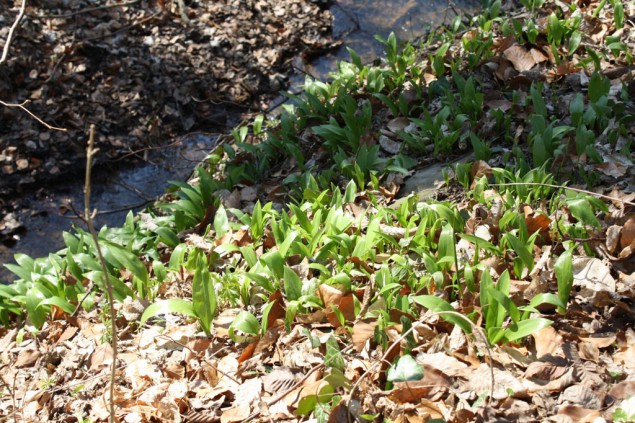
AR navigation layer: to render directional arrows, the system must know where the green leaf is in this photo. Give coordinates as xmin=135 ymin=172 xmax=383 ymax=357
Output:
xmin=566 ymin=197 xmax=600 ymax=227
xmin=325 ymin=335 xmax=346 ymax=371
xmin=412 ymin=295 xmax=473 ymax=334
xmin=228 ymin=311 xmax=260 ymax=343
xmin=554 ymin=250 xmax=573 ymax=313
xmin=502 ymin=318 xmax=552 ymax=343
xmin=214 ymin=204 xmax=230 ymax=237
xmin=102 ymin=241 xmax=148 ymax=285
xmin=155 ymin=227 xmax=179 ymax=248
xmin=239 ymin=246 xmax=258 ymax=268
xmin=437 ymin=223 xmax=456 ymax=269
xmin=192 ymin=255 xmax=217 ymax=335
xmin=568 ymin=30 xmax=582 ymax=54
xmin=38 ymin=296 xmax=74 ymax=314
xmin=168 ymin=244 xmax=189 ymax=270
xmin=261 ymin=251 xmax=285 ymax=279
xmin=283 ymin=266 xmax=303 ymax=302
xmin=140 ymin=299 xmax=195 ymax=325
xmin=387 ymin=355 xmax=424 ymax=382
xmin=347 ymin=47 xmax=363 ymax=70
xmin=504 ymin=233 xmax=534 ymax=273
xmin=296 ymin=381 xmax=334 ymax=416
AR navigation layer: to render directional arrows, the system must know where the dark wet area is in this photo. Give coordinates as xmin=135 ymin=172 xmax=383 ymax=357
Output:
xmin=1 ymin=0 xmax=480 ymax=282
xmin=296 ymin=0 xmax=479 ymax=81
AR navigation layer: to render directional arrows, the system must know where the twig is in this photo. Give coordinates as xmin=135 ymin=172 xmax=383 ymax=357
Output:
xmin=31 ymin=0 xmax=141 ymax=19
xmin=0 ymin=99 xmax=67 ymax=131
xmin=490 ymin=182 xmax=635 ymax=207
xmin=84 ymin=124 xmax=118 ymax=423
xmin=0 ymin=0 xmax=27 ymax=65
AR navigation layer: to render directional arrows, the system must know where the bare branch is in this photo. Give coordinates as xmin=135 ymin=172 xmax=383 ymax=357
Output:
xmin=84 ymin=125 xmax=118 ymax=423
xmin=0 ymin=99 xmax=67 ymax=131
xmin=0 ymin=0 xmax=27 ymax=66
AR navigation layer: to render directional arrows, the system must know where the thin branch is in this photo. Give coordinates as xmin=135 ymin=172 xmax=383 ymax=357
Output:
xmin=0 ymin=0 xmax=27 ymax=65
xmin=84 ymin=124 xmax=118 ymax=423
xmin=490 ymin=182 xmax=635 ymax=207
xmin=0 ymin=99 xmax=67 ymax=131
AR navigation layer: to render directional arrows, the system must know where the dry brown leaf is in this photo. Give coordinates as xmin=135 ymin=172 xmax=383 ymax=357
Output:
xmin=572 ymin=257 xmax=616 ymax=294
xmin=504 ymin=45 xmax=539 ymax=72
xmin=524 ymin=358 xmax=568 ymax=381
xmin=468 ymin=363 xmax=525 ymax=400
xmin=220 ymin=402 xmax=251 ymax=423
xmin=89 ymin=343 xmax=113 ymax=372
xmin=620 ymin=214 xmax=635 ymax=249
xmin=352 ymin=320 xmax=378 ymax=352
xmin=609 ymin=381 xmax=635 ymax=400
xmin=560 ymin=384 xmax=602 ymax=409
xmin=415 ymin=352 xmax=468 ymax=377
xmin=388 ymin=366 xmax=449 ymax=403
xmin=470 ymin=160 xmax=492 ymax=188
xmin=556 ymin=405 xmax=601 ymax=422
xmin=532 ymin=326 xmax=563 ymax=358
xmin=577 ymin=341 xmax=599 ymax=362
xmin=14 ymin=347 xmax=40 ymax=368
xmin=578 ymin=335 xmax=616 ymax=349
xmin=387 ymin=117 xmax=410 ymax=133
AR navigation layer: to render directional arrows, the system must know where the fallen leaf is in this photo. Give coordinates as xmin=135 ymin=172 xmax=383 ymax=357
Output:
xmin=504 ymin=45 xmax=539 ymax=72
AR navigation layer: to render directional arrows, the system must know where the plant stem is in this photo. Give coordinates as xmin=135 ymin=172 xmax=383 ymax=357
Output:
xmin=84 ymin=124 xmax=117 ymax=423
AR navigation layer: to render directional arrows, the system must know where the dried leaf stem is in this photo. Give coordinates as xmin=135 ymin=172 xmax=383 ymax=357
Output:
xmin=84 ymin=124 xmax=118 ymax=423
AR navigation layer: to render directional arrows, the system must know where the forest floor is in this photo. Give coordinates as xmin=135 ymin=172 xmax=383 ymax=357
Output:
xmin=0 ymin=0 xmax=336 ymax=248
xmin=1 ymin=0 xmax=635 ymax=422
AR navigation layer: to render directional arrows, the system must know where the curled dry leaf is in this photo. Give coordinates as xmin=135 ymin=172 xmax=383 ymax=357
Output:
xmin=503 ymin=45 xmax=546 ymax=72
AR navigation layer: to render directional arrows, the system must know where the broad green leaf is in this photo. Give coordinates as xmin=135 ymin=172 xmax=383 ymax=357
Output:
xmin=325 ymin=335 xmax=346 ymax=371
xmin=296 ymin=380 xmax=334 ymax=416
xmin=504 ymin=233 xmax=534 ymax=273
xmin=102 ymin=241 xmax=148 ymax=285
xmin=239 ymin=246 xmax=258 ymax=268
xmin=487 ymin=287 xmax=520 ymax=324
xmin=412 ymin=295 xmax=472 ymax=334
xmin=283 ymin=266 xmax=302 ymax=301
xmin=568 ymin=30 xmax=582 ymax=54
xmin=229 ymin=311 xmax=260 ymax=343
xmin=261 ymin=251 xmax=284 ymax=279
xmin=554 ymin=250 xmax=573 ymax=313
xmin=214 ymin=204 xmax=230 ymax=237
xmin=140 ymin=299 xmax=195 ymax=325
xmin=502 ymin=318 xmax=552 ymax=343
xmin=168 ymin=244 xmax=189 ymax=270
xmin=192 ymin=255 xmax=216 ymax=335
xmin=428 ymin=203 xmax=463 ymax=231
xmin=155 ymin=227 xmax=179 ymax=248
xmin=38 ymin=296 xmax=74 ymax=314
xmin=387 ymin=354 xmax=424 ymax=382
xmin=437 ymin=223 xmax=456 ymax=269
xmin=566 ymin=197 xmax=601 ymax=227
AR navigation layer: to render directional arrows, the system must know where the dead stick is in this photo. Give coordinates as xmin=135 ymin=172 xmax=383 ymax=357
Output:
xmin=84 ymin=124 xmax=118 ymax=423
